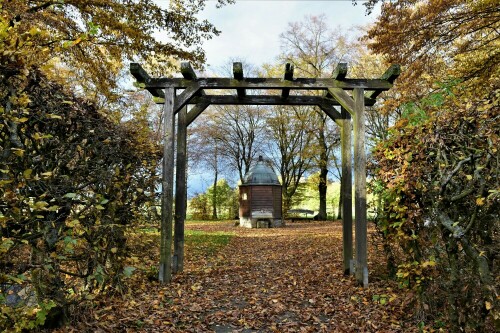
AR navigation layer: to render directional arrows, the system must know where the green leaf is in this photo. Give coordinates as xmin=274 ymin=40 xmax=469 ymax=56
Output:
xmin=123 ymin=266 xmax=136 ymax=277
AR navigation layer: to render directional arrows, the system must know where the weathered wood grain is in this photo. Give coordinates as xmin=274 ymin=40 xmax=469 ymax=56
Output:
xmin=186 ymin=102 xmax=210 ymax=125
xmin=159 ymin=87 xmax=175 ymax=284
xmin=333 ymin=63 xmax=348 ymax=80
xmin=173 ymin=107 xmax=187 ymax=274
xmin=328 ymin=88 xmax=355 ymax=113
xmin=282 ymin=63 xmax=294 ymax=98
xmin=340 ymin=107 xmax=353 ymax=276
xmin=353 ymin=88 xmax=368 ymax=287
xmin=146 ymin=77 xmax=393 ymax=90
xmin=233 ymin=62 xmax=246 ymax=98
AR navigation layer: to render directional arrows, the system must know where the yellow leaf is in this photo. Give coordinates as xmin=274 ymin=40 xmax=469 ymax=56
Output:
xmin=466 ymin=175 xmax=472 ymax=180
xmin=47 ymin=114 xmax=62 ymax=119
xmin=485 ymin=301 xmax=492 ymax=310
xmin=12 ymin=149 xmax=24 ymax=157
xmin=110 ymin=247 xmax=118 ymax=253
xmin=23 ymin=169 xmax=33 ymax=179
xmin=476 ymin=197 xmax=485 ymax=206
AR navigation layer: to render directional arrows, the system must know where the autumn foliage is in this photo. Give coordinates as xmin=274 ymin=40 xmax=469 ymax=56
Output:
xmin=1 ymin=0 xmax=227 ymax=330
xmin=1 ymin=0 xmax=498 ymax=331
xmin=366 ymin=0 xmax=499 ymax=331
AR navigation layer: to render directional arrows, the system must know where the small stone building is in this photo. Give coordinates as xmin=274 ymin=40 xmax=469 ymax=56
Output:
xmin=239 ymin=156 xmax=283 ymax=228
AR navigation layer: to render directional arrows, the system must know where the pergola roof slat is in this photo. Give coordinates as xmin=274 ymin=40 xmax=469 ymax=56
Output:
xmin=332 ymin=63 xmax=348 ymax=80
xmin=282 ymin=63 xmax=294 ymax=98
xmin=130 ymin=62 xmax=165 ymax=98
xmin=365 ymin=64 xmax=401 ymax=99
xmin=233 ymin=62 xmax=246 ymax=98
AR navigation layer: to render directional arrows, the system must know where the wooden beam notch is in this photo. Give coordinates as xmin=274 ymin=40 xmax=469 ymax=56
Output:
xmin=365 ymin=64 xmax=401 ymax=99
xmin=282 ymin=63 xmax=294 ymax=98
xmin=233 ymin=62 xmax=246 ymax=98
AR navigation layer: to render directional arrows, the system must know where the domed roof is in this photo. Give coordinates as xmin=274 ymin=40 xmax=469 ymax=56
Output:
xmin=242 ymin=156 xmax=280 ymax=185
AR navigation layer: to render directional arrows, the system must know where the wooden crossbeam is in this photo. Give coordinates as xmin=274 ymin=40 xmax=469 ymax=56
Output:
xmin=153 ymin=94 xmax=376 ymax=107
xmin=145 ymin=77 xmax=393 ymax=90
xmin=318 ymin=103 xmax=342 ymax=120
xmin=130 ymin=63 xmax=164 ymax=98
xmin=282 ymin=63 xmax=294 ymax=98
xmin=186 ymin=95 xmax=377 ymax=107
xmin=233 ymin=62 xmax=246 ymax=98
xmin=173 ymin=83 xmax=200 ymax=113
xmin=365 ymin=64 xmax=401 ymax=99
xmin=328 ymin=88 xmax=356 ymax=113
xmin=186 ymin=102 xmax=211 ymax=125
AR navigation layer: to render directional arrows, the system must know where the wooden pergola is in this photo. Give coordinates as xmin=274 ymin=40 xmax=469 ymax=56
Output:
xmin=130 ymin=62 xmax=400 ymax=287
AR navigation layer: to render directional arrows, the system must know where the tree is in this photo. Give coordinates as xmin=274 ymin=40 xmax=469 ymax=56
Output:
xmin=366 ymin=0 xmax=499 ymax=330
xmin=279 ymin=14 xmax=352 ymax=219
xmin=188 ymin=180 xmax=237 ymax=220
xmin=266 ymin=105 xmax=315 ymax=215
xmin=206 ymin=179 xmax=236 ymax=220
xmin=189 ymin=192 xmax=209 ymax=220
xmin=202 ymin=59 xmax=266 ymax=183
xmin=210 ymin=104 xmax=266 ymax=183
xmin=1 ymin=0 xmax=232 ymax=99
xmin=188 ymin=112 xmax=230 ymax=220
xmin=0 ymin=0 xmax=234 ymax=328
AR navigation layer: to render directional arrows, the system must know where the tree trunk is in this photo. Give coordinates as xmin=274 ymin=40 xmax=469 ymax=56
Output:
xmin=282 ymin=190 xmax=292 ymax=218
xmin=337 ymin=174 xmax=343 ymax=219
xmin=317 ymin=135 xmax=328 ymax=220
xmin=318 ymin=166 xmax=328 ymax=220
xmin=212 ymin=169 xmax=218 ymax=220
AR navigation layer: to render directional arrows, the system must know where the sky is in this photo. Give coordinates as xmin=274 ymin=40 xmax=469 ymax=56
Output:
xmin=197 ymin=0 xmax=381 ymax=71
xmin=154 ymin=0 xmax=381 ymax=196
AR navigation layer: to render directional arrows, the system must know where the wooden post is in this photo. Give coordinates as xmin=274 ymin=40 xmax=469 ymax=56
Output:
xmin=340 ymin=107 xmax=353 ymax=275
xmin=173 ymin=106 xmax=188 ymax=274
xmin=353 ymin=88 xmax=368 ymax=287
xmin=159 ymin=87 xmax=175 ymax=283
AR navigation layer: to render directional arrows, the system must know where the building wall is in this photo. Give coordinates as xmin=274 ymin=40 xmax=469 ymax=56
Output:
xmin=273 ymin=186 xmax=282 ymax=218
xmin=239 ymin=185 xmax=283 ymax=228
xmin=251 ymin=185 xmax=274 ymax=214
xmin=239 ymin=186 xmax=251 ymax=218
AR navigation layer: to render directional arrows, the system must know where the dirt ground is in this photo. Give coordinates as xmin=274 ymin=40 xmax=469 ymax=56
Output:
xmin=66 ymin=221 xmax=416 ymax=332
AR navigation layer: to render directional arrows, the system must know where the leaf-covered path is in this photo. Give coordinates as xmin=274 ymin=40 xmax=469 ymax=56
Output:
xmin=74 ymin=222 xmax=416 ymax=332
